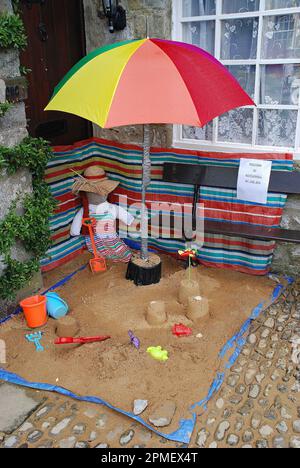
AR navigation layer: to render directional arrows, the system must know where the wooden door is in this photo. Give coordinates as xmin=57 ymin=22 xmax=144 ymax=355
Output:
xmin=20 ymin=0 xmax=91 ymax=146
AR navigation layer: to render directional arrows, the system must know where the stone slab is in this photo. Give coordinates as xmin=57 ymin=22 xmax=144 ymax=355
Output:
xmin=0 ymin=383 xmax=44 ymax=433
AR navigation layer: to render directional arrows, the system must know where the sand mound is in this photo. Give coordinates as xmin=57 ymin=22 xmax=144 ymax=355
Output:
xmin=0 ymin=253 xmax=275 ymax=433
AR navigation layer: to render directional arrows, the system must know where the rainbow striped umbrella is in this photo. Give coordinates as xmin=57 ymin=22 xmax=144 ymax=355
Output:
xmin=45 ymin=38 xmax=254 ymax=262
xmin=45 ymin=38 xmax=253 ymax=128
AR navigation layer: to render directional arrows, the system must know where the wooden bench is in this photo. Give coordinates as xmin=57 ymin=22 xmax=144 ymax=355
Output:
xmin=156 ymin=162 xmax=300 ymax=244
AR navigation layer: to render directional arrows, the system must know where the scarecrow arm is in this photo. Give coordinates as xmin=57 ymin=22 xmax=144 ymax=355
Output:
xmin=70 ymin=208 xmax=84 ymax=236
xmin=116 ymin=205 xmax=135 ymax=226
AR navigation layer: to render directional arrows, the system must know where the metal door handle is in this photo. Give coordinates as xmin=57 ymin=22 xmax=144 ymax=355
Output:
xmin=38 ymin=22 xmax=48 ymax=42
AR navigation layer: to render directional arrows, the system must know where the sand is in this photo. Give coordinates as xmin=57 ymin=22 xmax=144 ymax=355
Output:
xmin=0 ymin=253 xmax=276 ymax=434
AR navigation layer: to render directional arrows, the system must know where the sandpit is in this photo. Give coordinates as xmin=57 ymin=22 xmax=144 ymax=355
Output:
xmin=0 ymin=253 xmax=277 ymax=434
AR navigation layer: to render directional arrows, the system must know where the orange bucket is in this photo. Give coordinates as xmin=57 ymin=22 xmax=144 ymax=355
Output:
xmin=20 ymin=295 xmax=48 ymax=328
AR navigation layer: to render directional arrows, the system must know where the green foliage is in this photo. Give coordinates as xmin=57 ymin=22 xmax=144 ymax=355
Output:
xmin=0 ymin=258 xmax=40 ymax=300
xmin=12 ymin=0 xmax=20 ymax=13
xmin=0 ymin=12 xmax=27 ymax=50
xmin=0 ymin=137 xmax=56 ymax=300
xmin=0 ymin=137 xmax=53 ymax=181
xmin=0 ymin=102 xmax=12 ymax=118
xmin=20 ymin=65 xmax=31 ymax=76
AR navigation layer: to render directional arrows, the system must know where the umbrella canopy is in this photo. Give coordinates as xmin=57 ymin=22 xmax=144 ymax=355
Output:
xmin=45 ymin=38 xmax=254 ymax=128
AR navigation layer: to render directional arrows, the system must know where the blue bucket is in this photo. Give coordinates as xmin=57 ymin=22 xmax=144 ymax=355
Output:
xmin=45 ymin=292 xmax=69 ymax=320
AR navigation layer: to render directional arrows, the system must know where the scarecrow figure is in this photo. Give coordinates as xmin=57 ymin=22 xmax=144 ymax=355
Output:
xmin=70 ymin=166 xmax=134 ymax=263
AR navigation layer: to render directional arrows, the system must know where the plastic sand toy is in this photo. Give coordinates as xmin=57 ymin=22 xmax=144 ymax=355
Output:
xmin=178 ymin=248 xmax=199 ymax=279
xmin=25 ymin=332 xmax=44 ymax=352
xmin=128 ymin=330 xmax=140 ymax=349
xmin=172 ymin=323 xmax=192 ymax=337
xmin=147 ymin=346 xmax=169 ymax=362
xmin=20 ymin=295 xmax=47 ymax=328
xmin=82 ymin=218 xmax=107 ymax=273
xmin=46 ymin=292 xmax=69 ymax=320
xmin=54 ymin=335 xmax=110 ymax=345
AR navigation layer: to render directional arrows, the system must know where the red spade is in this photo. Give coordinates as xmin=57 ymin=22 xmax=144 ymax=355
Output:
xmin=55 ymin=335 xmax=110 ymax=345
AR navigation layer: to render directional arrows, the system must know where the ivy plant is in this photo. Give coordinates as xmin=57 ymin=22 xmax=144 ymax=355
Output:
xmin=0 ymin=137 xmax=56 ymax=300
xmin=20 ymin=65 xmax=31 ymax=77
xmin=0 ymin=102 xmax=12 ymax=118
xmin=0 ymin=12 xmax=27 ymax=50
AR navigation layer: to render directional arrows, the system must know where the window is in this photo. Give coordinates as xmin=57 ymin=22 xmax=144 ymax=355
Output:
xmin=173 ymin=0 xmax=300 ymax=158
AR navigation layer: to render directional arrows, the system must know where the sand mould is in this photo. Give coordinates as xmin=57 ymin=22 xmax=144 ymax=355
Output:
xmin=0 ymin=253 xmax=276 ymax=434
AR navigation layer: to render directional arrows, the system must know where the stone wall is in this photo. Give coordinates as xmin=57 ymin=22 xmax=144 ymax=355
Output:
xmin=0 ymin=0 xmax=42 ymax=319
xmin=272 ymin=162 xmax=300 ymax=277
xmin=0 ymin=0 xmax=27 ymax=147
xmin=83 ymin=0 xmax=173 ymax=147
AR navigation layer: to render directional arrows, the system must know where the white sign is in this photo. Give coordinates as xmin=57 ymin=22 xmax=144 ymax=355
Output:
xmin=237 ymin=158 xmax=272 ymax=205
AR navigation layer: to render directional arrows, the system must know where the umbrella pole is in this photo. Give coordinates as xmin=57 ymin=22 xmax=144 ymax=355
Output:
xmin=125 ymin=124 xmax=162 ymax=286
xmin=141 ymin=124 xmax=151 ymax=261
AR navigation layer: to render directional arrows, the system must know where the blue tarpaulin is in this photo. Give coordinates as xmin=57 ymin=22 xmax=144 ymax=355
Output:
xmin=0 ymin=267 xmax=293 ymax=444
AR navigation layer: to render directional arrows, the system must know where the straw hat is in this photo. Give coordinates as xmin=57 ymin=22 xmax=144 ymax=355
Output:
xmin=72 ymin=166 xmax=119 ymax=196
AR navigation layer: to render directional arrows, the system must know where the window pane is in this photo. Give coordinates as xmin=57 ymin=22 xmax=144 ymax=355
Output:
xmin=182 ymin=21 xmax=215 ymax=54
xmin=261 ymin=64 xmax=300 ymax=105
xmin=262 ymin=14 xmax=300 ymax=59
xmin=183 ymin=123 xmax=213 ymax=141
xmin=257 ymin=110 xmax=297 ymax=147
xmin=221 ymin=18 xmax=259 ymax=60
xmin=182 ymin=0 xmax=216 ymax=16
xmin=218 ymin=108 xmax=254 ymax=144
xmin=265 ymin=0 xmax=300 ymax=10
xmin=227 ymin=65 xmax=256 ymax=99
xmin=222 ymin=0 xmax=260 ymax=14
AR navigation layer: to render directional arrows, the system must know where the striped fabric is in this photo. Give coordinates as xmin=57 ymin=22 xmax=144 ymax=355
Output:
xmin=42 ymin=137 xmax=293 ymax=275
xmin=85 ymin=234 xmax=132 ymax=263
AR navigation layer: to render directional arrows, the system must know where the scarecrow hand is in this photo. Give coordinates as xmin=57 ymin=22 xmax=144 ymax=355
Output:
xmin=95 ymin=219 xmax=115 ymax=236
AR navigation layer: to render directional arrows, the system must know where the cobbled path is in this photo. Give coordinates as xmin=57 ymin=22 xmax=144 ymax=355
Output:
xmin=0 ymin=278 xmax=299 ymax=449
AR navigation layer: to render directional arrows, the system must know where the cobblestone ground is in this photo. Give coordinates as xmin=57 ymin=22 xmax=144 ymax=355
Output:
xmin=191 ymin=277 xmax=300 ymax=449
xmin=0 ymin=278 xmax=299 ymax=449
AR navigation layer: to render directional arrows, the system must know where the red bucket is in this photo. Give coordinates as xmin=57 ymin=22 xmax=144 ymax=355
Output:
xmin=20 ymin=295 xmax=47 ymax=328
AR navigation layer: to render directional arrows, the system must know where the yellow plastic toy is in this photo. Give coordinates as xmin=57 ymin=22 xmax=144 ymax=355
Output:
xmin=147 ymin=346 xmax=169 ymax=362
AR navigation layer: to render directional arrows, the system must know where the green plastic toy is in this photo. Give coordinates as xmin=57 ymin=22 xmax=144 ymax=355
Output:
xmin=147 ymin=346 xmax=169 ymax=362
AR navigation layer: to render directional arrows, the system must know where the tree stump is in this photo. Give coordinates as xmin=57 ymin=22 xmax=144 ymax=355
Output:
xmin=126 ymin=253 xmax=162 ymax=286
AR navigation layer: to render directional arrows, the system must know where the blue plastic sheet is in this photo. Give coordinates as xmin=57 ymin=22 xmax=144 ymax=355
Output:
xmin=0 ymin=267 xmax=293 ymax=444
xmin=0 ymin=369 xmax=195 ymax=444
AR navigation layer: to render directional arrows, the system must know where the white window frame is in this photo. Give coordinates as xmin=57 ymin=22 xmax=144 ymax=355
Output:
xmin=172 ymin=0 xmax=300 ymax=160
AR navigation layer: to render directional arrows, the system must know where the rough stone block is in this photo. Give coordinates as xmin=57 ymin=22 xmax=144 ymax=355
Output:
xmin=280 ymin=195 xmax=300 ymax=230
xmin=0 ymin=0 xmax=13 ymax=13
xmin=0 ymin=168 xmax=32 ymax=220
xmin=0 ymin=78 xmax=5 ymax=103
xmin=0 ymin=127 xmax=28 ymax=147
xmin=143 ymin=0 xmax=166 ymax=8
xmin=0 ymin=102 xmax=27 ymax=134
xmin=0 ymin=50 xmax=21 ymax=80
xmin=272 ymin=243 xmax=300 ymax=276
xmin=0 ymin=383 xmax=44 ymax=434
